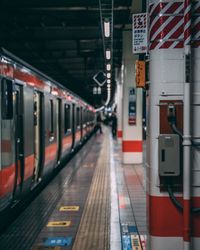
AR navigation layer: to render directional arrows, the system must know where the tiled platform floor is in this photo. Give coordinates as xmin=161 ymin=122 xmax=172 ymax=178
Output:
xmin=0 ymin=126 xmax=147 ymax=250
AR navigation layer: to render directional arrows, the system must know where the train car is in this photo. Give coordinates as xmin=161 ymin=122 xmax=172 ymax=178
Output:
xmin=0 ymin=48 xmax=96 ymax=213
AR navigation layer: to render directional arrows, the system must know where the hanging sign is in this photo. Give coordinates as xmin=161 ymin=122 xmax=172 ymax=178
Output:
xmin=128 ymin=88 xmax=136 ymax=125
xmin=132 ymin=13 xmax=148 ymax=54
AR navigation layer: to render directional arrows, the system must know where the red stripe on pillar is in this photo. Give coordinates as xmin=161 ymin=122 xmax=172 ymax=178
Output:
xmin=122 ymin=141 xmax=143 ymax=152
xmin=148 ymin=195 xmax=200 ymax=237
xmin=183 ymin=199 xmax=191 ymax=242
xmin=117 ymin=130 xmax=122 ymax=138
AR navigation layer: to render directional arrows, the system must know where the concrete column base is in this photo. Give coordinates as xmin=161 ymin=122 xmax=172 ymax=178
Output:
xmin=122 ymin=152 xmax=143 ymax=164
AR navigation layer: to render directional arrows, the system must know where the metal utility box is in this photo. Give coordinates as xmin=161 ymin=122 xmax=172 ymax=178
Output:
xmin=158 ymin=134 xmax=180 ymax=176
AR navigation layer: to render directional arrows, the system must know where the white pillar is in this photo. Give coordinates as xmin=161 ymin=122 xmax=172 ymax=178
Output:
xmin=116 ymin=68 xmax=123 ymax=139
xmin=122 ymin=29 xmax=143 ymax=164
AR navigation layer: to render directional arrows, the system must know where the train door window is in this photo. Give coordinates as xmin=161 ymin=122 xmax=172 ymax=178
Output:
xmin=49 ymin=99 xmax=54 ymax=134
xmin=64 ymin=104 xmax=71 ymax=134
xmin=1 ymin=79 xmax=14 ymax=169
xmin=1 ymin=79 xmax=13 ymax=120
xmin=83 ymin=109 xmax=86 ymax=124
xmin=76 ymin=107 xmax=80 ymax=127
xmin=80 ymin=107 xmax=83 ymax=125
xmin=86 ymin=110 xmax=89 ymax=124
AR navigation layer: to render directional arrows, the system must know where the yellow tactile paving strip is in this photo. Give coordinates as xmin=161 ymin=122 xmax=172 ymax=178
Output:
xmin=73 ymin=135 xmax=110 ymax=250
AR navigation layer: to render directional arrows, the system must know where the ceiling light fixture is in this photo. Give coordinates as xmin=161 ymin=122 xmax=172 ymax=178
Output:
xmin=106 ymin=49 xmax=111 ymax=60
xmin=106 ymin=63 xmax=111 ymax=71
xmin=107 ymin=79 xmax=111 ymax=84
xmin=104 ymin=19 xmax=110 ymax=38
xmin=107 ymin=72 xmax=111 ymax=78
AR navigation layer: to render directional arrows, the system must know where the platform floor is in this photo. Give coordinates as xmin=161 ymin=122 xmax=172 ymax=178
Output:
xmin=0 ymin=127 xmax=147 ymax=250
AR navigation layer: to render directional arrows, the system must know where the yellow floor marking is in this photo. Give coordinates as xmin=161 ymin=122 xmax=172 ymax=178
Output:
xmin=131 ymin=234 xmax=142 ymax=250
xmin=83 ymin=163 xmax=94 ymax=168
xmin=59 ymin=206 xmax=79 ymax=211
xmin=47 ymin=221 xmax=71 ymax=227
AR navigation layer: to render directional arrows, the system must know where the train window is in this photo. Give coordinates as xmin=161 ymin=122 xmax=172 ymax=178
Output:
xmin=87 ymin=110 xmax=90 ymax=123
xmin=64 ymin=104 xmax=71 ymax=134
xmin=83 ymin=110 xmax=86 ymax=124
xmin=76 ymin=107 xmax=80 ymax=126
xmin=1 ymin=79 xmax=13 ymax=120
xmin=49 ymin=99 xmax=54 ymax=134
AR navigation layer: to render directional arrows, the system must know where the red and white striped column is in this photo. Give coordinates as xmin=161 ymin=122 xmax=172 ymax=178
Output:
xmin=147 ymin=0 xmax=200 ymax=249
xmin=122 ymin=29 xmax=143 ymax=164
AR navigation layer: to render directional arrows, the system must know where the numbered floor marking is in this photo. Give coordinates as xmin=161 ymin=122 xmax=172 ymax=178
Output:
xmin=59 ymin=206 xmax=79 ymax=211
xmin=47 ymin=221 xmax=71 ymax=227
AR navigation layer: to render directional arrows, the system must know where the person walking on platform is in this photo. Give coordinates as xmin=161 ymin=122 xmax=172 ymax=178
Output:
xmin=111 ymin=112 xmax=117 ymax=137
xmin=96 ymin=112 xmax=103 ymax=134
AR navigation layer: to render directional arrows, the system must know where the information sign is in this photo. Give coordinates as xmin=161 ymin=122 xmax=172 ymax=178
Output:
xmin=132 ymin=13 xmax=148 ymax=54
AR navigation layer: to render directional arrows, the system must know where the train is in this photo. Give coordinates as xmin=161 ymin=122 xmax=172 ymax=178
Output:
xmin=0 ymin=48 xmax=96 ymax=214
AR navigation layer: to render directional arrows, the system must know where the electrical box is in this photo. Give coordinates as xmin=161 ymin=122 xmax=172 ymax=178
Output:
xmin=158 ymin=134 xmax=180 ymax=176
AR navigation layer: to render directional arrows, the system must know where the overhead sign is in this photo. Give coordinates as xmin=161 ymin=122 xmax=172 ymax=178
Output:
xmin=93 ymin=71 xmax=106 ymax=86
xmin=132 ymin=13 xmax=148 ymax=54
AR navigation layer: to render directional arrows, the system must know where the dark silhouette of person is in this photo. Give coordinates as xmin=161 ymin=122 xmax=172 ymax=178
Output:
xmin=111 ymin=112 xmax=117 ymax=137
xmin=96 ymin=113 xmax=102 ymax=134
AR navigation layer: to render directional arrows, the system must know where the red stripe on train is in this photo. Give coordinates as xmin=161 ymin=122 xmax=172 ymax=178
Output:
xmin=45 ymin=142 xmax=58 ymax=165
xmin=63 ymin=135 xmax=72 ymax=151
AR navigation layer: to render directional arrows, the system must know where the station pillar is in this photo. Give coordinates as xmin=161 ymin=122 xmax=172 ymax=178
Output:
xmin=122 ymin=29 xmax=143 ymax=164
xmin=116 ymin=67 xmax=123 ymax=139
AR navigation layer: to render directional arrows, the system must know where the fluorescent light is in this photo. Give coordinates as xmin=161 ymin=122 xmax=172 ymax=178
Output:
xmin=93 ymin=87 xmax=97 ymax=94
xmin=104 ymin=20 xmax=110 ymax=37
xmin=107 ymin=73 xmax=111 ymax=78
xmin=106 ymin=49 xmax=111 ymax=60
xmin=97 ymin=87 xmax=101 ymax=94
xmin=106 ymin=64 xmax=111 ymax=71
xmin=107 ymin=84 xmax=111 ymax=88
xmin=107 ymin=79 xmax=111 ymax=84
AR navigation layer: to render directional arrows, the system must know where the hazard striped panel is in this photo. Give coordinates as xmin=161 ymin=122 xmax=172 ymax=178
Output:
xmin=149 ymin=1 xmax=200 ymax=50
xmin=184 ymin=0 xmax=192 ymax=46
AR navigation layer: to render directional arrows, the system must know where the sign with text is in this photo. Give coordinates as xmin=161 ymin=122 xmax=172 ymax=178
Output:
xmin=132 ymin=13 xmax=148 ymax=54
xmin=128 ymin=88 xmax=136 ymax=125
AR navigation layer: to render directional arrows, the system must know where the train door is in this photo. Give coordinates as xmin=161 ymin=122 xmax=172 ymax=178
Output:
xmin=33 ymin=91 xmax=43 ymax=182
xmin=80 ymin=107 xmax=83 ymax=140
xmin=72 ymin=104 xmax=75 ymax=149
xmin=56 ymin=98 xmax=62 ymax=166
xmin=13 ymin=84 xmax=24 ymax=197
xmin=0 ymin=78 xmax=15 ymax=209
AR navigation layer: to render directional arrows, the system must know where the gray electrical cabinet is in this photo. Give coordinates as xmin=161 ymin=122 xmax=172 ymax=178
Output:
xmin=158 ymin=134 xmax=180 ymax=176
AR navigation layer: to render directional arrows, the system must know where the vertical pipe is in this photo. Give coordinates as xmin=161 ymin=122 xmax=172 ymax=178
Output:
xmin=183 ymin=0 xmax=192 ymax=249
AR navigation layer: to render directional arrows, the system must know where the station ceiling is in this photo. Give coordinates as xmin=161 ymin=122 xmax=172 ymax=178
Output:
xmin=0 ymin=0 xmax=132 ymax=106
